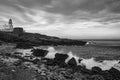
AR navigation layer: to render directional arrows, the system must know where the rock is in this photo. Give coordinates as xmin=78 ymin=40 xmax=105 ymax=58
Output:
xmin=101 ymin=71 xmax=114 ymax=80
xmin=91 ymin=75 xmax=105 ymax=80
xmin=43 ymin=58 xmax=55 ymax=66
xmin=78 ymin=58 xmax=83 ymax=63
xmin=54 ymin=53 xmax=69 ymax=62
xmin=67 ymin=57 xmax=77 ymax=68
xmin=80 ymin=67 xmax=92 ymax=75
xmin=108 ymin=67 xmax=120 ymax=80
xmin=54 ymin=53 xmax=69 ymax=67
xmin=14 ymin=52 xmax=23 ymax=55
xmin=36 ymin=76 xmax=47 ymax=80
xmin=13 ymin=60 xmax=23 ymax=66
xmin=32 ymin=59 xmax=40 ymax=64
xmin=13 ymin=52 xmax=22 ymax=56
xmin=5 ymin=53 xmax=11 ymax=56
xmin=62 ymin=71 xmax=74 ymax=79
xmin=74 ymin=65 xmax=83 ymax=72
xmin=31 ymin=49 xmax=48 ymax=57
xmin=91 ymin=66 xmax=102 ymax=74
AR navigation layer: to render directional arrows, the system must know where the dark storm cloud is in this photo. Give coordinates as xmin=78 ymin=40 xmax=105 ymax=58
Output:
xmin=1 ymin=0 xmax=120 ymax=23
xmin=44 ymin=0 xmax=120 ymax=14
xmin=40 ymin=0 xmax=120 ymax=24
xmin=15 ymin=0 xmax=51 ymax=8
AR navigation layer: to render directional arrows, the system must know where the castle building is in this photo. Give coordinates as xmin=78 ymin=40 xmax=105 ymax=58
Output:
xmin=0 ymin=19 xmax=13 ymax=32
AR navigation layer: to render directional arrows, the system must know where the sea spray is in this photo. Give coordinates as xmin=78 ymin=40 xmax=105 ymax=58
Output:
xmin=45 ymin=47 xmax=57 ymax=59
xmin=16 ymin=47 xmax=120 ymax=71
xmin=65 ymin=51 xmax=80 ymax=65
xmin=45 ymin=47 xmax=120 ymax=70
xmin=80 ymin=58 xmax=119 ymax=70
xmin=45 ymin=47 xmax=64 ymax=59
xmin=15 ymin=49 xmax=32 ymax=57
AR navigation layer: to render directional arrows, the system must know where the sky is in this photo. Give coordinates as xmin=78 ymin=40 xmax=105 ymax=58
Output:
xmin=0 ymin=0 xmax=120 ymax=39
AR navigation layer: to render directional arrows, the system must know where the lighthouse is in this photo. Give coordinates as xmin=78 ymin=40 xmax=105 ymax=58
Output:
xmin=8 ymin=19 xmax=13 ymax=31
xmin=0 ymin=19 xmax=14 ymax=32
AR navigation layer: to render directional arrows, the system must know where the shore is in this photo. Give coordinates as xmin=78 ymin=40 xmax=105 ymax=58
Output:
xmin=0 ymin=44 xmax=120 ymax=80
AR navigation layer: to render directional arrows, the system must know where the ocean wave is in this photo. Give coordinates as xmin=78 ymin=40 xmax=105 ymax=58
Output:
xmin=16 ymin=46 xmax=120 ymax=71
xmin=45 ymin=47 xmax=120 ymax=71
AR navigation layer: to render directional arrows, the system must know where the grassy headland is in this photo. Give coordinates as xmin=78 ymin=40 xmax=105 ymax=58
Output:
xmin=0 ymin=31 xmax=86 ymax=48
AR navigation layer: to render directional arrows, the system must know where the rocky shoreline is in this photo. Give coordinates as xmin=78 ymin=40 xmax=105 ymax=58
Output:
xmin=0 ymin=31 xmax=86 ymax=49
xmin=0 ymin=47 xmax=120 ymax=80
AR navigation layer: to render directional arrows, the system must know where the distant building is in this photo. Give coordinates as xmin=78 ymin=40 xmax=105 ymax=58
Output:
xmin=0 ymin=19 xmax=13 ymax=32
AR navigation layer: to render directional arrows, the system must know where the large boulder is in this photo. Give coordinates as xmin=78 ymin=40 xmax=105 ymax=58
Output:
xmin=31 ymin=49 xmax=48 ymax=57
xmin=67 ymin=57 xmax=77 ymax=68
xmin=54 ymin=53 xmax=69 ymax=67
xmin=108 ymin=67 xmax=120 ymax=80
xmin=91 ymin=66 xmax=102 ymax=74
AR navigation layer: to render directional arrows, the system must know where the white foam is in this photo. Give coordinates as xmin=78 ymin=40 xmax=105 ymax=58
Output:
xmin=45 ymin=47 xmax=65 ymax=59
xmin=80 ymin=58 xmax=119 ymax=70
xmin=16 ymin=47 xmax=120 ymax=71
xmin=113 ymin=63 xmax=120 ymax=71
xmin=45 ymin=47 xmax=58 ymax=59
xmin=15 ymin=49 xmax=32 ymax=57
xmin=65 ymin=51 xmax=80 ymax=65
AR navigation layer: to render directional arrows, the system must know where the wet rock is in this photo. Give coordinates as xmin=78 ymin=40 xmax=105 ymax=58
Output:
xmin=13 ymin=52 xmax=22 ymax=57
xmin=108 ymin=67 xmax=120 ymax=80
xmin=5 ymin=53 xmax=11 ymax=56
xmin=67 ymin=57 xmax=77 ymax=68
xmin=13 ymin=52 xmax=22 ymax=55
xmin=32 ymin=59 xmax=40 ymax=64
xmin=13 ymin=60 xmax=23 ymax=66
xmin=74 ymin=65 xmax=84 ymax=72
xmin=78 ymin=58 xmax=83 ymax=63
xmin=75 ymin=65 xmax=92 ymax=75
xmin=54 ymin=53 xmax=69 ymax=67
xmin=62 ymin=71 xmax=74 ymax=79
xmin=91 ymin=75 xmax=105 ymax=80
xmin=36 ymin=75 xmax=47 ymax=80
xmin=101 ymin=71 xmax=114 ymax=80
xmin=54 ymin=53 xmax=69 ymax=62
xmin=31 ymin=49 xmax=48 ymax=57
xmin=91 ymin=66 xmax=102 ymax=74
xmin=43 ymin=58 xmax=55 ymax=66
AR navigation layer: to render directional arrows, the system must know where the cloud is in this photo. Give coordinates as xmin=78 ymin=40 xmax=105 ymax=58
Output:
xmin=0 ymin=0 xmax=120 ymax=39
xmin=43 ymin=0 xmax=120 ymax=14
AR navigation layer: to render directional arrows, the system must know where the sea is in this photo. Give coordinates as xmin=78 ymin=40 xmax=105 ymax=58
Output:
xmin=38 ymin=40 xmax=120 ymax=60
xmin=16 ymin=40 xmax=120 ymax=70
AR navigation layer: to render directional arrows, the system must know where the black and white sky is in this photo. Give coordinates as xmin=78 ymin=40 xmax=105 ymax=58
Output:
xmin=0 ymin=0 xmax=120 ymax=39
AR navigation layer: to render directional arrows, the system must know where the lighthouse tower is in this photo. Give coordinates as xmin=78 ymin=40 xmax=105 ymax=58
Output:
xmin=8 ymin=19 xmax=13 ymax=31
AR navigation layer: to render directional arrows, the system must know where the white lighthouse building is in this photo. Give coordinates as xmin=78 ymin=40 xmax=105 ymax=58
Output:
xmin=0 ymin=19 xmax=13 ymax=32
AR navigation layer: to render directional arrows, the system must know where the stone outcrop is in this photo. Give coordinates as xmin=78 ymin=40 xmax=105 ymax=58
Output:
xmin=31 ymin=49 xmax=48 ymax=57
xmin=67 ymin=57 xmax=77 ymax=68
xmin=1 ymin=47 xmax=120 ymax=80
xmin=91 ymin=66 xmax=102 ymax=74
xmin=108 ymin=67 xmax=120 ymax=80
xmin=54 ymin=53 xmax=69 ymax=67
